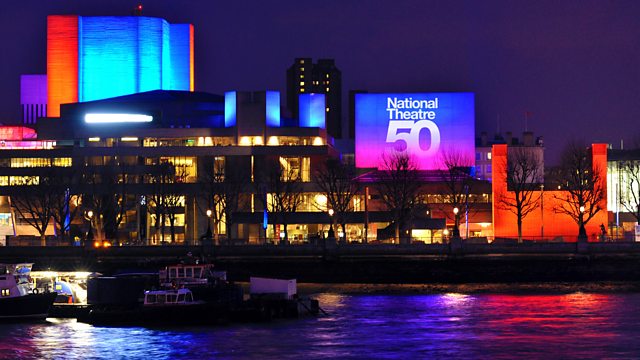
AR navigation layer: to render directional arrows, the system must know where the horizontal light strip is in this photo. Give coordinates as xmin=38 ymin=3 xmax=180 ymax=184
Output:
xmin=88 ymin=137 xmax=100 ymax=142
xmin=84 ymin=114 xmax=153 ymax=123
xmin=120 ymin=137 xmax=139 ymax=142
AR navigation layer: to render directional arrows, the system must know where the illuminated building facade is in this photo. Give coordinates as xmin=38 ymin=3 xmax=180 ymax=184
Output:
xmin=607 ymin=149 xmax=640 ymax=240
xmin=492 ymin=143 xmax=608 ymax=241
xmin=0 ymin=90 xmax=342 ymax=245
xmin=287 ymin=58 xmax=342 ymax=139
xmin=47 ymin=15 xmax=194 ymax=117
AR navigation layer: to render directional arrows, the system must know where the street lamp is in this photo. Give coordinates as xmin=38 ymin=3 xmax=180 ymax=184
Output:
xmin=578 ymin=205 xmax=587 ymax=241
xmin=328 ymin=209 xmax=335 ymax=239
xmin=205 ymin=209 xmax=213 ymax=242
xmin=452 ymin=207 xmax=460 ymax=238
xmin=85 ymin=210 xmax=94 ymax=247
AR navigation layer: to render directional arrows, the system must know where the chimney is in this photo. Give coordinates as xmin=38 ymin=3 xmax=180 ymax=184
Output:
xmin=523 ymin=131 xmax=534 ymax=146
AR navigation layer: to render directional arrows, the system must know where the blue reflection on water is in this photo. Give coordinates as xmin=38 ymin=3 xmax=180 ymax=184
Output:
xmin=2 ymin=293 xmax=640 ymax=359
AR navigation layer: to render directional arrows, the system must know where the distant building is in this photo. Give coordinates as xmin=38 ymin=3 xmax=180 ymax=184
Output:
xmin=475 ymin=131 xmax=544 ymax=182
xmin=20 ymin=75 xmax=47 ymax=125
xmin=286 ymin=58 xmax=342 ymax=139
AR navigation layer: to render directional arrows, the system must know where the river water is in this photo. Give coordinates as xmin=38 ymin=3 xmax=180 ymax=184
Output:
xmin=2 ymin=292 xmax=640 ymax=359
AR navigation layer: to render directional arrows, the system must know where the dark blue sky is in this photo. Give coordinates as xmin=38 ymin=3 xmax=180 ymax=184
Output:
xmin=1 ymin=0 xmax=639 ymax=164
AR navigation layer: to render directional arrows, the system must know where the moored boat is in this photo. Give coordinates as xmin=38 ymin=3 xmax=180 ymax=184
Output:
xmin=0 ymin=263 xmax=57 ymax=321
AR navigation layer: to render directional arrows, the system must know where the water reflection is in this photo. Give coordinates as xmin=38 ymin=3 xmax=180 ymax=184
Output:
xmin=0 ymin=293 xmax=639 ymax=359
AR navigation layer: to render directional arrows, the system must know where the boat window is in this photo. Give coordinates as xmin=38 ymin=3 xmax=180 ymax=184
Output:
xmin=146 ymin=294 xmax=156 ymax=303
xmin=167 ymin=295 xmax=176 ymax=303
xmin=178 ymin=268 xmax=185 ymax=278
xmin=1 ymin=289 xmax=9 ymax=297
xmin=177 ymin=294 xmax=185 ymax=302
xmin=169 ymin=268 xmax=177 ymax=278
xmin=185 ymin=268 xmax=193 ymax=278
xmin=157 ymin=294 xmax=166 ymax=304
xmin=186 ymin=293 xmax=193 ymax=302
xmin=194 ymin=268 xmax=202 ymax=278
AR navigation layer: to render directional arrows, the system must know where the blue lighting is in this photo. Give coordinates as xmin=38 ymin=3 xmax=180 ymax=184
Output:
xmin=224 ymin=91 xmax=237 ymax=127
xmin=169 ymin=24 xmax=191 ymax=91
xmin=78 ymin=16 xmax=190 ymax=102
xmin=266 ymin=91 xmax=280 ymax=127
xmin=299 ymin=93 xmax=325 ymax=128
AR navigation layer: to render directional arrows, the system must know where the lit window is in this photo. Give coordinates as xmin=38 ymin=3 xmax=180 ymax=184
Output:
xmin=326 ymin=107 xmax=330 ymax=112
xmin=326 ymin=88 xmax=330 ymax=92
xmin=300 ymin=89 xmax=305 ymax=93
xmin=88 ymin=137 xmax=100 ymax=142
xmin=487 ymin=152 xmax=492 ymax=160
xmin=300 ymin=60 xmax=304 ymax=64
xmin=1 ymin=289 xmax=9 ymax=296
xmin=300 ymin=81 xmax=305 ymax=86
xmin=326 ymin=74 xmax=329 ymax=78
xmin=300 ymin=67 xmax=305 ymax=71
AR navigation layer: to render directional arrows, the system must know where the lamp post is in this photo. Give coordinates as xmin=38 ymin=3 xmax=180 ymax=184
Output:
xmin=205 ymin=209 xmax=213 ymax=243
xmin=85 ymin=210 xmax=94 ymax=247
xmin=540 ymin=184 xmax=544 ymax=240
xmin=328 ymin=209 xmax=335 ymax=239
xmin=578 ymin=205 xmax=587 ymax=242
xmin=453 ymin=207 xmax=460 ymax=238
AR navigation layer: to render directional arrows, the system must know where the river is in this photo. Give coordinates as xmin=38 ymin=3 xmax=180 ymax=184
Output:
xmin=2 ymin=292 xmax=640 ymax=359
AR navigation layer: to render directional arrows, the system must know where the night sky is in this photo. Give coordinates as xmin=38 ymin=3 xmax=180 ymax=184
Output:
xmin=1 ymin=0 xmax=640 ymax=164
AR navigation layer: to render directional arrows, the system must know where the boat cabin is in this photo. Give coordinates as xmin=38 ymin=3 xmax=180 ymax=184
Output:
xmin=144 ymin=288 xmax=196 ymax=306
xmin=159 ymin=264 xmax=226 ymax=288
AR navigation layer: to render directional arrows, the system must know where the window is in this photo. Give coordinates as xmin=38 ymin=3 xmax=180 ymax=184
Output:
xmin=299 ymin=81 xmax=305 ymax=86
xmin=487 ymin=152 xmax=492 ymax=160
xmin=326 ymin=107 xmax=330 ymax=112
xmin=178 ymin=268 xmax=185 ymax=277
xmin=146 ymin=294 xmax=156 ymax=303
xmin=279 ymin=157 xmax=310 ymax=182
xmin=178 ymin=294 xmax=185 ymax=302
xmin=1 ymin=289 xmax=9 ymax=296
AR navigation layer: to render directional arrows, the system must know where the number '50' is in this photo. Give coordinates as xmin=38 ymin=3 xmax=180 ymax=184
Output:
xmin=385 ymin=120 xmax=441 ymax=156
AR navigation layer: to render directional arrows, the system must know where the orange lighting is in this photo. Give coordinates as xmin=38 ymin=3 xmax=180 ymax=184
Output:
xmin=94 ymin=241 xmax=101 ymax=248
xmin=47 ymin=15 xmax=79 ymax=117
xmin=492 ymin=144 xmax=608 ymax=241
xmin=189 ymin=24 xmax=195 ymax=91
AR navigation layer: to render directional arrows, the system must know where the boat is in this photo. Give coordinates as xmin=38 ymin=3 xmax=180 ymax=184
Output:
xmin=0 ymin=263 xmax=57 ymax=321
xmin=82 ymin=288 xmax=229 ymax=326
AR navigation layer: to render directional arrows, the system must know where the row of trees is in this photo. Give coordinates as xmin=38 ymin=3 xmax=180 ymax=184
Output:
xmin=498 ymin=141 xmax=607 ymax=242
xmin=7 ymin=140 xmax=626 ymax=245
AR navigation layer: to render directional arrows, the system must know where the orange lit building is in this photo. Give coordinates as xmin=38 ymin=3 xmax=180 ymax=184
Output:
xmin=492 ymin=143 xmax=608 ymax=241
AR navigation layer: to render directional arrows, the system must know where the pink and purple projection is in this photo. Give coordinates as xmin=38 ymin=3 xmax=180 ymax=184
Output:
xmin=355 ymin=93 xmax=475 ymax=170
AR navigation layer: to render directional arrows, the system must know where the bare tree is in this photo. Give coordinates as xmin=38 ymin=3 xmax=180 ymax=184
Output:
xmin=553 ymin=142 xmax=606 ymax=239
xmin=374 ymin=152 xmax=421 ymax=244
xmin=48 ymin=167 xmax=81 ymax=245
xmin=81 ymin=160 xmax=133 ymax=244
xmin=315 ymin=158 xmax=360 ymax=242
xmin=256 ymin=159 xmax=304 ymax=244
xmin=497 ymin=147 xmax=543 ymax=242
xmin=10 ymin=176 xmax=55 ymax=246
xmin=437 ymin=150 xmax=476 ymax=238
xmin=147 ymin=162 xmax=186 ymax=244
xmin=620 ymin=160 xmax=640 ymax=222
xmin=197 ymin=157 xmax=248 ymax=244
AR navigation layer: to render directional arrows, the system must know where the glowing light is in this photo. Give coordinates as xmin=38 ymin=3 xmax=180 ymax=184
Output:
xmin=224 ymin=91 xmax=237 ymax=127
xmin=267 ymin=136 xmax=279 ymax=146
xmin=312 ymin=137 xmax=324 ymax=146
xmin=88 ymin=137 xmax=100 ymax=142
xmin=84 ymin=114 xmax=152 ymax=123
xmin=253 ymin=136 xmax=263 ymax=145
xmin=239 ymin=136 xmax=252 ymax=146
xmin=121 ymin=137 xmax=139 ymax=142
